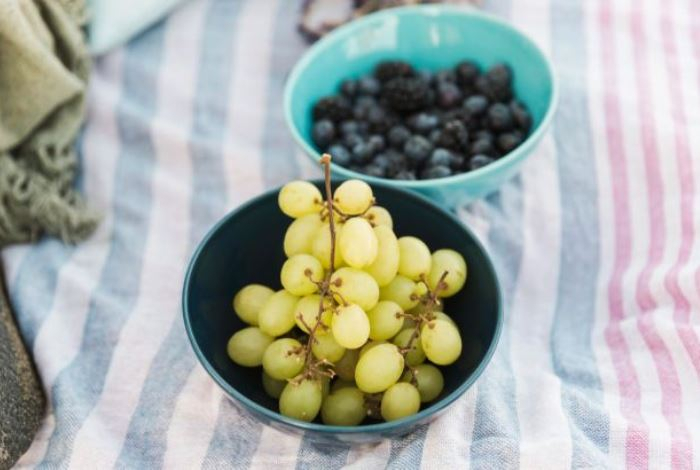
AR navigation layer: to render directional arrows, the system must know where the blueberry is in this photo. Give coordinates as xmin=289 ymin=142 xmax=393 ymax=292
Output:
xmin=343 ymin=133 xmax=363 ymax=148
xmin=418 ymin=70 xmax=434 ymax=85
xmin=429 ymin=129 xmax=443 ymax=145
xmin=488 ymin=103 xmax=513 ymax=131
xmin=486 ymin=63 xmax=512 ymax=88
xmin=358 ymin=76 xmax=381 ymax=95
xmin=428 ymin=148 xmax=453 ymax=167
xmin=437 ymin=82 xmax=463 ymax=109
xmin=394 ymin=169 xmax=417 ymax=180
xmin=367 ymin=107 xmax=395 ymax=133
xmin=435 ymin=69 xmax=456 ymax=83
xmin=340 ymin=120 xmax=360 ymax=136
xmin=510 ymin=101 xmax=532 ymax=132
xmin=341 ymin=79 xmax=358 ymax=97
xmin=362 ymin=164 xmax=386 ymax=178
xmin=455 ymin=61 xmax=480 ymax=86
xmin=497 ymin=131 xmax=523 ymax=153
xmin=352 ymin=96 xmax=377 ymax=120
xmin=368 ymin=134 xmax=386 ymax=153
xmin=312 ymin=119 xmax=335 ymax=148
xmin=407 ymin=113 xmax=439 ymax=134
xmin=388 ymin=125 xmax=411 ymax=148
xmin=420 ymin=165 xmax=452 ymax=179
xmin=473 ymin=129 xmax=494 ymax=142
xmin=449 ymin=152 xmax=466 ymax=170
xmin=474 ymin=75 xmax=492 ymax=97
xmin=470 ymin=138 xmax=494 ymax=156
xmin=463 ymin=95 xmax=489 ymax=116
xmin=352 ymin=141 xmax=374 ymax=163
xmin=327 ymin=143 xmax=352 ymax=166
xmin=469 ymin=154 xmax=495 ymax=171
xmin=384 ymin=149 xmax=407 ymax=176
xmin=403 ymin=135 xmax=433 ymax=163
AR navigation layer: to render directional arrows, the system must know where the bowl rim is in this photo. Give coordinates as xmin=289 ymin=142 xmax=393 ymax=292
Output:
xmin=182 ymin=179 xmax=504 ymax=434
xmin=283 ymin=3 xmax=559 ymax=188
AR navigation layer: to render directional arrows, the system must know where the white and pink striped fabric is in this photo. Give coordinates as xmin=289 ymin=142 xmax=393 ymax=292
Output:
xmin=3 ymin=0 xmax=700 ymax=468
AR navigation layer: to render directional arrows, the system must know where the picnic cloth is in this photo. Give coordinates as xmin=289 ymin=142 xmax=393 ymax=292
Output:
xmin=0 ymin=0 xmax=99 ymax=247
xmin=3 ymin=0 xmax=700 ymax=468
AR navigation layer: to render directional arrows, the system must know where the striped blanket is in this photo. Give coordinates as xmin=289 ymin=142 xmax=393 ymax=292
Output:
xmin=4 ymin=0 xmax=700 ymax=468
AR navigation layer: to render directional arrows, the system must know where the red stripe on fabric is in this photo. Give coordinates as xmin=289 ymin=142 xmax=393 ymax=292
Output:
xmin=597 ymin=2 xmax=650 ymax=467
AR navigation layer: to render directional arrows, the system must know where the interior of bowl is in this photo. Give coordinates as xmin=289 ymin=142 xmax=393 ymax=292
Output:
xmin=285 ymin=5 xmax=555 ymax=183
xmin=183 ymin=182 xmax=501 ymax=432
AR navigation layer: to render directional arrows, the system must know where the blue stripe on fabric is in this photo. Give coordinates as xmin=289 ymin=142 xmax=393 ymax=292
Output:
xmin=468 ymin=183 xmax=523 ymax=470
xmin=201 ymin=399 xmax=262 ymax=470
xmin=549 ymin=0 xmax=609 ymax=466
xmin=261 ymin=0 xmax=307 ymax=187
xmin=386 ymin=424 xmax=429 ymax=470
xmin=295 ymin=439 xmax=349 ymax=470
xmin=37 ymin=24 xmax=166 ymax=468
xmin=115 ymin=0 xmax=248 ymax=467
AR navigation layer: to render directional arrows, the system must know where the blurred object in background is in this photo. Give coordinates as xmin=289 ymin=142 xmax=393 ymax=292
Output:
xmin=299 ymin=0 xmax=481 ymax=42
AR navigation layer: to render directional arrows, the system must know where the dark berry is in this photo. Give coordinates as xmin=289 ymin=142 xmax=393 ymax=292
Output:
xmin=437 ymin=120 xmax=469 ymax=150
xmin=388 ymin=125 xmax=411 ymax=148
xmin=343 ymin=133 xmax=363 ymax=148
xmin=470 ymin=138 xmax=494 ymax=156
xmin=351 ymin=141 xmax=374 ymax=164
xmin=418 ymin=70 xmax=434 ymax=85
xmin=463 ymin=95 xmax=489 ymax=116
xmin=510 ymin=101 xmax=532 ymax=132
xmin=384 ymin=149 xmax=407 ymax=176
xmin=340 ymin=120 xmax=360 ymax=136
xmin=435 ymin=69 xmax=456 ymax=83
xmin=312 ymin=119 xmax=335 ymax=148
xmin=473 ymin=129 xmax=494 ymax=142
xmin=362 ymin=164 xmax=386 ymax=178
xmin=328 ymin=143 xmax=351 ymax=166
xmin=367 ymin=107 xmax=396 ymax=133
xmin=403 ymin=135 xmax=433 ymax=163
xmin=497 ymin=131 xmax=524 ymax=153
xmin=358 ymin=76 xmax=381 ymax=95
xmin=394 ymin=169 xmax=417 ymax=180
xmin=420 ymin=165 xmax=452 ymax=179
xmin=449 ymin=152 xmax=466 ymax=170
xmin=469 ymin=154 xmax=495 ymax=171
xmin=429 ymin=129 xmax=443 ymax=145
xmin=382 ymin=77 xmax=429 ymax=111
xmin=375 ymin=60 xmax=415 ymax=82
xmin=474 ymin=75 xmax=492 ymax=97
xmin=340 ymin=80 xmax=358 ymax=97
xmin=455 ymin=61 xmax=480 ymax=86
xmin=428 ymin=148 xmax=453 ymax=167
xmin=486 ymin=63 xmax=512 ymax=88
xmin=437 ymin=82 xmax=463 ymax=109
xmin=368 ymin=134 xmax=386 ymax=152
xmin=488 ymin=103 xmax=513 ymax=131
xmin=313 ymin=96 xmax=351 ymax=122
xmin=407 ymin=112 xmax=439 ymax=134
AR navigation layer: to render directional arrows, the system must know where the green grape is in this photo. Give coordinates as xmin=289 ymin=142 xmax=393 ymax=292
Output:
xmin=392 ymin=328 xmax=426 ymax=366
xmin=330 ymin=379 xmax=355 ymax=392
xmin=367 ymin=300 xmax=403 ymax=341
xmin=330 ymin=267 xmax=379 ymax=311
xmin=279 ymin=379 xmax=323 ymax=422
xmin=311 ymin=222 xmax=344 ymax=270
xmin=397 ymin=236 xmax=432 ymax=281
xmin=428 ymin=311 xmax=457 ymax=328
xmin=363 ymin=205 xmax=393 ymax=228
xmin=262 ymin=371 xmax=286 ymax=399
xmin=311 ymin=333 xmax=346 ymax=363
xmin=339 ymin=217 xmax=378 ymax=269
xmin=333 ymin=180 xmax=373 ymax=215
xmin=379 ymin=275 xmax=420 ymax=310
xmin=280 ymin=254 xmax=324 ymax=296
xmin=226 ymin=327 xmax=274 ymax=367
xmin=427 ymin=249 xmax=467 ymax=297
xmin=262 ymin=338 xmax=305 ymax=380
xmin=278 ymin=181 xmax=323 ymax=218
xmin=334 ymin=348 xmax=360 ymax=381
xmin=401 ymin=364 xmax=444 ymax=402
xmin=321 ymin=376 xmax=331 ymax=397
xmin=380 ymin=382 xmax=420 ymax=421
xmin=365 ymin=226 xmax=399 ymax=287
xmin=359 ymin=340 xmax=387 ymax=357
xmin=331 ymin=304 xmax=370 ymax=349
xmin=321 ymin=387 xmax=367 ymax=426
xmin=233 ymin=284 xmax=274 ymax=326
xmin=258 ymin=290 xmax=298 ymax=337
xmin=284 ymin=213 xmax=323 ymax=256
xmin=294 ymin=295 xmax=332 ymax=335
xmin=402 ymin=315 xmax=418 ymax=331
xmin=421 ymin=319 xmax=462 ymax=365
xmin=354 ymin=343 xmax=404 ymax=393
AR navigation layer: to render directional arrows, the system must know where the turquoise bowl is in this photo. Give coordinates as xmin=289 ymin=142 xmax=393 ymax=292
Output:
xmin=182 ymin=181 xmax=502 ymax=443
xmin=284 ymin=5 xmax=557 ymax=206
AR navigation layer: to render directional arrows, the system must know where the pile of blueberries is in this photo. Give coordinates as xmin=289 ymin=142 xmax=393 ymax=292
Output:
xmin=310 ymin=60 xmax=532 ymax=180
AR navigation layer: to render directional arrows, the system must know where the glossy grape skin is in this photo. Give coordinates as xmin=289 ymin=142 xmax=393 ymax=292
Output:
xmin=321 ymin=387 xmax=367 ymax=426
xmin=226 ymin=327 xmax=274 ymax=367
xmin=233 ymin=284 xmax=274 ymax=326
xmin=334 ymin=348 xmax=360 ymax=381
xmin=262 ymin=371 xmax=286 ymax=399
xmin=284 ymin=214 xmax=323 ymax=256
xmin=392 ymin=328 xmax=426 ymax=366
xmin=421 ymin=319 xmax=462 ymax=365
xmin=427 ymin=249 xmax=467 ymax=297
xmin=397 ymin=236 xmax=432 ymax=281
xmin=429 ymin=311 xmax=457 ymax=328
xmin=279 ymin=379 xmax=323 ymax=422
xmin=364 ymin=226 xmax=400 ymax=287
xmin=379 ymin=275 xmax=420 ymax=310
xmin=262 ymin=338 xmax=305 ymax=380
xmin=380 ymin=383 xmax=420 ymax=421
xmin=363 ymin=205 xmax=393 ymax=228
xmin=330 ymin=267 xmax=380 ymax=311
xmin=294 ymin=295 xmax=332 ymax=335
xmin=354 ymin=343 xmax=404 ymax=393
xmin=280 ymin=254 xmax=324 ymax=296
xmin=312 ymin=222 xmax=344 ymax=269
xmin=333 ymin=180 xmax=373 ymax=215
xmin=278 ymin=181 xmax=323 ymax=218
xmin=359 ymin=340 xmax=387 ymax=357
xmin=339 ymin=217 xmax=378 ymax=268
xmin=332 ymin=304 xmax=370 ymax=349
xmin=258 ymin=290 xmax=299 ymax=337
xmin=367 ymin=300 xmax=404 ymax=341
xmin=311 ymin=333 xmax=346 ymax=363
xmin=401 ymin=363 xmax=444 ymax=402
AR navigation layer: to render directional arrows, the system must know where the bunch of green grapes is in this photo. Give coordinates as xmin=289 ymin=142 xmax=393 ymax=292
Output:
xmin=226 ymin=175 xmax=467 ymax=425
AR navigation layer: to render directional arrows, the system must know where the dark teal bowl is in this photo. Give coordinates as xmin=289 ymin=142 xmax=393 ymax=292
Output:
xmin=284 ymin=5 xmax=557 ymax=206
xmin=182 ymin=181 xmax=502 ymax=443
